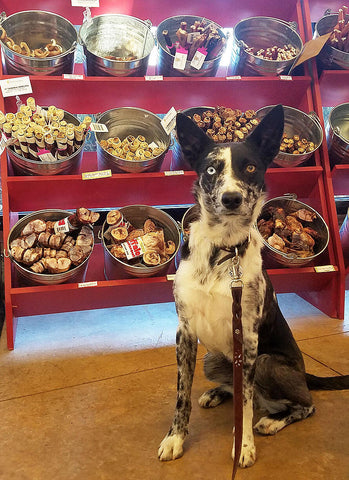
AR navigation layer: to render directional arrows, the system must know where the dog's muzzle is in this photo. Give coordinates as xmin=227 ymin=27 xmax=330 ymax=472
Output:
xmin=221 ymin=192 xmax=242 ymax=211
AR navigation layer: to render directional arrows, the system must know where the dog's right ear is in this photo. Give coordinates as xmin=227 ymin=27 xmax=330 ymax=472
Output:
xmin=176 ymin=112 xmax=215 ymax=171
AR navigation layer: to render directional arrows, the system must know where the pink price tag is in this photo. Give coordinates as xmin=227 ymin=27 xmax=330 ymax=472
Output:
xmin=197 ymin=46 xmax=208 ymax=55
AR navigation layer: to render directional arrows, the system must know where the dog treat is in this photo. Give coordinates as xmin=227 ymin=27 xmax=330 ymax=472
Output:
xmin=104 ymin=210 xmax=176 ymax=267
xmin=257 ymin=206 xmax=320 ymax=258
xmin=279 ymin=133 xmax=316 ymax=155
xmin=187 ymin=106 xmax=260 ymax=143
xmin=326 ymin=6 xmax=349 ymax=53
xmin=0 ymin=28 xmax=63 ymax=57
xmin=163 ymin=18 xmax=225 ymax=61
xmin=0 ymin=98 xmax=89 ymax=161
xmin=99 ymin=135 xmax=165 ymax=161
xmin=10 ymin=208 xmax=98 ymax=274
xmin=243 ymin=42 xmax=298 ymax=61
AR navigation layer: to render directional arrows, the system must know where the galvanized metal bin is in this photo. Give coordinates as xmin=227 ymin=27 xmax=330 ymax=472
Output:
xmin=327 ymin=103 xmax=349 ymax=166
xmin=7 ymin=110 xmax=86 ymax=176
xmin=7 ymin=209 xmax=93 ymax=285
xmin=78 ymin=14 xmax=154 ymax=76
xmin=315 ymin=11 xmax=349 ymax=70
xmin=0 ymin=10 xmax=77 ymax=76
xmin=256 ymin=195 xmax=329 ymax=267
xmin=231 ymin=16 xmax=303 ymax=76
xmin=96 ymin=107 xmax=171 ymax=173
xmin=156 ymin=15 xmax=227 ymax=77
xmin=256 ymin=105 xmax=323 ymax=167
xmin=102 ymin=205 xmax=180 ymax=279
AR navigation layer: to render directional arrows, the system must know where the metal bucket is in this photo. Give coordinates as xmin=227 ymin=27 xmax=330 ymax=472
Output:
xmin=7 ymin=209 xmax=93 ymax=285
xmin=0 ymin=10 xmax=77 ymax=76
xmin=7 ymin=110 xmax=85 ymax=176
xmin=175 ymin=204 xmax=201 ymax=268
xmin=256 ymin=194 xmax=329 ymax=267
xmin=156 ymin=15 xmax=227 ymax=77
xmin=256 ymin=105 xmax=323 ymax=167
xmin=315 ymin=12 xmax=349 ymax=70
xmin=171 ymin=106 xmax=214 ymax=170
xmin=327 ymin=103 xmax=349 ymax=166
xmin=102 ymin=205 xmax=180 ymax=279
xmin=78 ymin=14 xmax=154 ymax=77
xmin=231 ymin=16 xmax=303 ymax=76
xmin=96 ymin=107 xmax=171 ymax=173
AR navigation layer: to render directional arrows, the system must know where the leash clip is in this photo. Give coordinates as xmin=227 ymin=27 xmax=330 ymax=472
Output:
xmin=229 ymin=247 xmax=243 ymax=288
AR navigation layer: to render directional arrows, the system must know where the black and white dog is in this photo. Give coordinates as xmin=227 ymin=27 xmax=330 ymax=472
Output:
xmin=158 ymin=105 xmax=349 ymax=468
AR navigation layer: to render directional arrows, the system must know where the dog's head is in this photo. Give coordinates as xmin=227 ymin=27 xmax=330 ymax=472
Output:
xmin=176 ymin=105 xmax=284 ymax=223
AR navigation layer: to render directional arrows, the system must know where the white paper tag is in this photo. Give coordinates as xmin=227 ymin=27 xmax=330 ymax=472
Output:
xmin=173 ymin=49 xmax=188 ymax=70
xmin=82 ymin=169 xmax=112 ymax=180
xmin=279 ymin=75 xmax=293 ymax=81
xmin=71 ymin=0 xmax=99 ymax=6
xmin=35 ymin=105 xmax=48 ymax=118
xmin=90 ymin=123 xmax=108 ymax=132
xmin=54 ymin=218 xmax=71 ymax=234
xmin=226 ymin=76 xmax=242 ymax=80
xmin=145 ymin=75 xmax=163 ymax=81
xmin=63 ymin=74 xmax=85 ymax=80
xmin=161 ymin=107 xmax=177 ymax=135
xmin=314 ymin=265 xmax=336 ymax=273
xmin=148 ymin=141 xmax=159 ymax=150
xmin=191 ymin=48 xmax=207 ymax=70
xmin=0 ymin=76 xmax=32 ymax=98
xmin=166 ymin=274 xmax=176 ymax=281
xmin=78 ymin=281 xmax=98 ymax=287
xmin=0 ymin=133 xmax=7 ymax=155
xmin=164 ymin=170 xmax=184 ymax=176
xmin=122 ymin=237 xmax=146 ymax=260
xmin=38 ymin=150 xmax=56 ymax=162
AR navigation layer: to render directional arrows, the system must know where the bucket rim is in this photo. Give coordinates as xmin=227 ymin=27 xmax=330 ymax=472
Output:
xmin=0 ymin=10 xmax=78 ymax=59
xmin=329 ymin=102 xmax=349 ymax=142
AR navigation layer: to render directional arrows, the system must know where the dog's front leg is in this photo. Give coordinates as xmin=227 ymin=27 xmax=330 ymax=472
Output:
xmin=232 ymin=327 xmax=258 ymax=468
xmin=158 ymin=320 xmax=198 ymax=461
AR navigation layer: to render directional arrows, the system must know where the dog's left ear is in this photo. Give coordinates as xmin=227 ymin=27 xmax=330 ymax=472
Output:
xmin=245 ymin=104 xmax=284 ymax=166
xmin=176 ymin=112 xmax=215 ymax=171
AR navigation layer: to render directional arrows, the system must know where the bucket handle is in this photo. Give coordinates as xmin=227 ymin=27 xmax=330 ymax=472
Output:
xmin=276 ymin=19 xmax=298 ymax=31
xmin=3 ymin=248 xmax=10 ymax=258
xmin=308 ymin=111 xmax=322 ymax=130
xmin=0 ymin=12 xmax=6 ymax=25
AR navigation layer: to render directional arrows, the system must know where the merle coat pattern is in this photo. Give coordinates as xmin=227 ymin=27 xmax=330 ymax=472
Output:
xmin=158 ymin=105 xmax=349 ymax=468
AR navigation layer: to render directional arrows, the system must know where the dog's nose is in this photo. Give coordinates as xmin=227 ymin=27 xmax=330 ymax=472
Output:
xmin=221 ymin=192 xmax=242 ymax=210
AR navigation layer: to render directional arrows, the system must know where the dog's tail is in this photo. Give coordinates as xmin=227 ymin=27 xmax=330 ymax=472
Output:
xmin=306 ymin=373 xmax=349 ymax=391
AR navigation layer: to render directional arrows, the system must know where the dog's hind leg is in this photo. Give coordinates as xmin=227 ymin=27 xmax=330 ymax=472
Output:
xmin=253 ymin=353 xmax=315 ymax=435
xmin=199 ymin=352 xmax=234 ymax=407
xmin=158 ymin=320 xmax=198 ymax=461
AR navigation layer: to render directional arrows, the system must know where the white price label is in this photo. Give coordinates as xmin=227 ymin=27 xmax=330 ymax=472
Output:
xmin=279 ymin=75 xmax=293 ymax=81
xmin=63 ymin=74 xmax=85 ymax=80
xmin=166 ymin=274 xmax=176 ymax=281
xmin=148 ymin=141 xmax=159 ymax=150
xmin=0 ymin=76 xmax=32 ymax=98
xmin=0 ymin=133 xmax=7 ymax=155
xmin=314 ymin=265 xmax=336 ymax=273
xmin=38 ymin=150 xmax=56 ymax=162
xmin=173 ymin=49 xmax=188 ymax=70
xmin=82 ymin=169 xmax=112 ymax=180
xmin=161 ymin=107 xmax=177 ymax=135
xmin=54 ymin=218 xmax=71 ymax=234
xmin=90 ymin=123 xmax=108 ymax=132
xmin=190 ymin=48 xmax=207 ymax=70
xmin=226 ymin=76 xmax=242 ymax=80
xmin=145 ymin=75 xmax=163 ymax=81
xmin=71 ymin=0 xmax=99 ymax=6
xmin=78 ymin=281 xmax=98 ymax=287
xmin=164 ymin=170 xmax=184 ymax=176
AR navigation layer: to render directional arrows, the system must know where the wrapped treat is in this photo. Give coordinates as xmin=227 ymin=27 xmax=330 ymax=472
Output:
xmin=26 ymin=131 xmax=38 ymax=159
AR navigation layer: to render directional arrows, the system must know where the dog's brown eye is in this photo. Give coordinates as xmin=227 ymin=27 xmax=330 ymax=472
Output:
xmin=246 ymin=164 xmax=256 ymax=173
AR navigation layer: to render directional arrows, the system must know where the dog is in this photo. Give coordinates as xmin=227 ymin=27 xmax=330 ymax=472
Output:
xmin=158 ymin=105 xmax=349 ymax=468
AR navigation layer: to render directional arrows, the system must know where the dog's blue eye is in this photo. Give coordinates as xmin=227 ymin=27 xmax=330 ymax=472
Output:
xmin=207 ymin=166 xmax=216 ymax=175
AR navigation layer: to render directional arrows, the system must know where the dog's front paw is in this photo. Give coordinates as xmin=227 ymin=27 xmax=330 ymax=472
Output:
xmin=158 ymin=434 xmax=184 ymax=461
xmin=232 ymin=439 xmax=256 ymax=468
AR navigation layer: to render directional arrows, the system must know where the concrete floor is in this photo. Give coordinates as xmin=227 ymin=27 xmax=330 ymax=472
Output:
xmin=0 ymin=292 xmax=348 ymax=480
